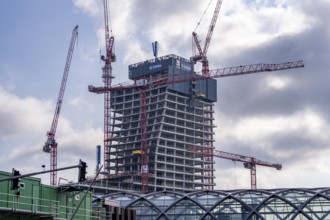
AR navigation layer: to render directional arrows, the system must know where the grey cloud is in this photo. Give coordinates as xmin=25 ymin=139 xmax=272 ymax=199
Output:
xmin=214 ymin=18 xmax=330 ymax=119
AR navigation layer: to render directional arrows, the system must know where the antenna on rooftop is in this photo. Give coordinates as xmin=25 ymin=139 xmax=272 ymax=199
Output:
xmin=152 ymin=41 xmax=158 ymax=59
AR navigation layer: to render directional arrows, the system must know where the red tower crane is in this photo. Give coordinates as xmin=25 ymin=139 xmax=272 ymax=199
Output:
xmin=192 ymin=0 xmax=223 ymax=76
xmin=89 ymin=59 xmax=304 ymax=192
xmin=43 ymin=25 xmax=79 ymax=186
xmin=100 ymin=0 xmax=116 ymax=176
xmin=189 ymin=146 xmax=282 ymax=189
xmin=89 ymin=0 xmax=304 ymax=192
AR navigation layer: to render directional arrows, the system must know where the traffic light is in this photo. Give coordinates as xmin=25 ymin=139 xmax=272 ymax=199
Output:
xmin=11 ymin=169 xmax=20 ymax=190
xmin=78 ymin=160 xmax=87 ymax=182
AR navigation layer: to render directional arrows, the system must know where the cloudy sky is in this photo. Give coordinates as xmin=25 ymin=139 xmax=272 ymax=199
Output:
xmin=0 ymin=0 xmax=329 ymax=190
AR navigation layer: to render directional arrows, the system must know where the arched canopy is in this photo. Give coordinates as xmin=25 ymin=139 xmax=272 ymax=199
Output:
xmin=93 ymin=188 xmax=330 ymax=220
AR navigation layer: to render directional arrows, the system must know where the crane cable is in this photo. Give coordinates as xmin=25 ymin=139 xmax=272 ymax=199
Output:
xmin=194 ymin=0 xmax=213 ymax=32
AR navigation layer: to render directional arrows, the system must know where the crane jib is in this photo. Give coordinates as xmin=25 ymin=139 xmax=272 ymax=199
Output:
xmin=43 ymin=25 xmax=79 ymax=186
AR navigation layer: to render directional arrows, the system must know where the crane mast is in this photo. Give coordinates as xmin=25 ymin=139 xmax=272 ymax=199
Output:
xmin=192 ymin=0 xmax=223 ymax=76
xmin=101 ymin=0 xmax=116 ymax=176
xmin=43 ymin=25 xmax=78 ymax=186
xmin=140 ymin=88 xmax=148 ymax=192
xmin=189 ymin=146 xmax=282 ymax=189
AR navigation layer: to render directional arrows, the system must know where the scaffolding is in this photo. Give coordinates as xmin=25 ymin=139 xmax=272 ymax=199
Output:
xmin=106 ymin=55 xmax=217 ymax=192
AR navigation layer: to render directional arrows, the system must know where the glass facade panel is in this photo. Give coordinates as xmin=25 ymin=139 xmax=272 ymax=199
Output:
xmin=132 ymin=200 xmax=160 ymax=220
xmin=258 ymin=196 xmax=296 ymax=219
xmin=303 ymin=196 xmax=330 ymax=219
xmin=167 ymin=199 xmax=205 ymax=219
xmin=94 ymin=188 xmax=330 ymax=220
xmin=211 ymin=198 xmax=251 ymax=219
xmin=149 ymin=194 xmax=180 ymax=211
xmin=192 ymin=192 xmax=224 ymax=209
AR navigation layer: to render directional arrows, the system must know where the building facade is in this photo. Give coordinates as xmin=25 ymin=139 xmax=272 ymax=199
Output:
xmin=105 ymin=54 xmax=217 ymax=192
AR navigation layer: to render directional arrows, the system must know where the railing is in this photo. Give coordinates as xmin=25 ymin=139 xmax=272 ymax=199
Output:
xmin=58 ymin=204 xmax=94 ymax=220
xmin=0 ymin=192 xmax=59 ymax=216
xmin=0 ymin=192 xmax=102 ymax=220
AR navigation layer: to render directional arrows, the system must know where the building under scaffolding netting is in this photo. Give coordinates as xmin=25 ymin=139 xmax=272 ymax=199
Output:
xmin=92 ymin=188 xmax=330 ymax=220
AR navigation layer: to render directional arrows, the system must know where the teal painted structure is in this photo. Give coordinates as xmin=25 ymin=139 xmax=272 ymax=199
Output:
xmin=0 ymin=170 xmax=92 ymax=219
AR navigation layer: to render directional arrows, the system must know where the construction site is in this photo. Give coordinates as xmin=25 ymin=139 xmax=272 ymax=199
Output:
xmin=89 ymin=53 xmax=294 ymax=192
xmin=2 ymin=0 xmax=330 ymax=220
xmin=86 ymin=0 xmax=302 ymax=193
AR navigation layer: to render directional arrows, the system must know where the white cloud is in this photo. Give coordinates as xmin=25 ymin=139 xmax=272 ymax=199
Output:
xmin=213 ymin=106 xmax=330 ymax=189
xmin=73 ymin=0 xmax=101 ymax=18
xmin=217 ymin=107 xmax=328 ymax=146
xmin=0 ymin=87 xmax=103 ymax=184
xmin=209 ymin=0 xmax=313 ymax=60
xmin=266 ymin=76 xmax=290 ymax=89
xmin=78 ymin=45 xmax=96 ymax=66
xmin=0 ymin=87 xmax=52 ymax=138
xmin=68 ymin=96 xmax=90 ymax=109
xmin=122 ymin=39 xmax=149 ymax=65
xmin=75 ymin=0 xmax=312 ymax=67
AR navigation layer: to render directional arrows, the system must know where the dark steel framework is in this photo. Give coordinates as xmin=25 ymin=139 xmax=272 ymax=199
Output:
xmin=93 ymin=188 xmax=330 ymax=220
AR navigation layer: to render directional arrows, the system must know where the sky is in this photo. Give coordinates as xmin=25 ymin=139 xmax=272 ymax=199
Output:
xmin=0 ymin=0 xmax=329 ymax=190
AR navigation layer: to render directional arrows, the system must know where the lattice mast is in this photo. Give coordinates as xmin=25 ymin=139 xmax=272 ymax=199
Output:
xmin=192 ymin=0 xmax=223 ymax=76
xmin=140 ymin=89 xmax=148 ymax=192
xmin=101 ymin=0 xmax=116 ymax=174
xmin=43 ymin=25 xmax=79 ymax=186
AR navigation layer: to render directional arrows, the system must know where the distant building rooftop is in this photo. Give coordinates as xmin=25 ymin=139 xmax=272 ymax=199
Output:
xmin=128 ymin=54 xmax=194 ymax=80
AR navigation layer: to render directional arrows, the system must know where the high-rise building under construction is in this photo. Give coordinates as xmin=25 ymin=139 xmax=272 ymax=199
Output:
xmin=106 ymin=54 xmax=217 ymax=192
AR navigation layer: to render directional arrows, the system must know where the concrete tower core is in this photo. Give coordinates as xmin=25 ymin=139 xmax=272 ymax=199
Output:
xmin=106 ymin=54 xmax=217 ymax=192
